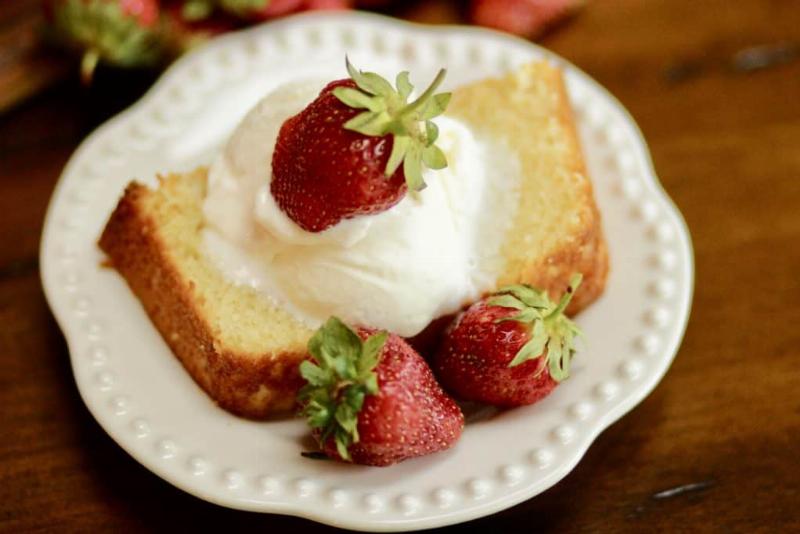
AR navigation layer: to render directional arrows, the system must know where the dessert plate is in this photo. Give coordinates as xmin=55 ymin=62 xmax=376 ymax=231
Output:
xmin=41 ymin=12 xmax=693 ymax=532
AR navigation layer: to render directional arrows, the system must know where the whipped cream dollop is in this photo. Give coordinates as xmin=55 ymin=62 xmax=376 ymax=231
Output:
xmin=203 ymin=79 xmax=520 ymax=337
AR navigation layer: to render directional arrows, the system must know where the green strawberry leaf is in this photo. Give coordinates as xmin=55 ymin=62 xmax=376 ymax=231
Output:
xmin=346 ymin=57 xmax=394 ymax=97
xmin=417 ymin=92 xmax=452 ymax=121
xmin=332 ymin=87 xmax=385 ymax=112
xmin=495 ymin=274 xmax=585 ymax=380
xmin=396 ymin=71 xmax=413 ymax=99
xmin=335 ymin=402 xmax=358 ymax=435
xmin=182 ymin=0 xmax=213 ymax=21
xmin=422 ymin=145 xmax=447 ymax=170
xmin=549 ymin=337 xmax=570 ymax=381
xmin=220 ymin=0 xmax=270 ymax=17
xmin=334 ymin=57 xmax=452 ymax=191
xmin=334 ymin=429 xmax=352 ymax=460
xmin=403 ymin=143 xmax=425 ymax=191
xmin=361 ymin=332 xmax=388 ymax=378
xmin=386 ymin=136 xmax=411 ymax=177
xmin=509 ymin=320 xmax=548 ymax=368
xmin=425 ymin=120 xmax=439 ymax=144
xmin=305 ymin=398 xmax=332 ymax=429
xmin=496 ymin=284 xmax=551 ymax=309
xmin=499 ymin=307 xmax=542 ymax=324
xmin=299 ymin=360 xmax=329 ymax=386
xmin=344 ymin=110 xmax=393 ymax=137
xmin=486 ymin=294 xmax=526 ymax=310
xmin=298 ymin=317 xmax=387 ymax=462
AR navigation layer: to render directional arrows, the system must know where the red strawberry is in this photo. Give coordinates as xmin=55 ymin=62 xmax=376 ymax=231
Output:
xmin=182 ymin=0 xmax=348 ymax=22
xmin=255 ymin=0 xmax=304 ymax=16
xmin=178 ymin=0 xmax=299 ymax=21
xmin=299 ymin=317 xmax=464 ymax=466
xmin=164 ymin=2 xmax=237 ymax=54
xmin=303 ymin=0 xmax=353 ymax=9
xmin=238 ymin=0 xmax=304 ymax=19
xmin=434 ymin=274 xmax=584 ymax=407
xmin=271 ymin=58 xmax=451 ymax=232
xmin=470 ymin=0 xmax=584 ymax=39
xmin=45 ymin=0 xmax=164 ymax=84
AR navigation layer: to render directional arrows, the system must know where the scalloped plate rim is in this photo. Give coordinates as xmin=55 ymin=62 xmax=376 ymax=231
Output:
xmin=40 ymin=11 xmax=694 ymax=532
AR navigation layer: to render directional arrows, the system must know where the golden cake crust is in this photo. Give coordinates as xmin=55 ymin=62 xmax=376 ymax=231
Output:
xmin=99 ymin=172 xmax=306 ymax=418
xmin=446 ymin=61 xmax=608 ymax=313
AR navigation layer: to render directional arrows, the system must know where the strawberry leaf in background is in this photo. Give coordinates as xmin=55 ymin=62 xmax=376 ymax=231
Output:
xmin=181 ymin=0 xmax=216 ymax=21
xmin=45 ymin=0 xmax=164 ymax=84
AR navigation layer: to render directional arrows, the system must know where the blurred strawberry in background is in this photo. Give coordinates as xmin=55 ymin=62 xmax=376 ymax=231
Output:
xmin=162 ymin=1 xmax=237 ymax=54
xmin=179 ymin=0 xmax=303 ymax=21
xmin=175 ymin=0 xmax=350 ymax=21
xmin=45 ymin=0 xmax=164 ymax=83
xmin=304 ymin=0 xmax=353 ymax=11
xmin=469 ymin=0 xmax=584 ymax=39
xmin=43 ymin=0 xmax=586 ymax=84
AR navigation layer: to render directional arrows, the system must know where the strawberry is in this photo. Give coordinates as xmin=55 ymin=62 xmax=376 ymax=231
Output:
xmin=123 ymin=0 xmax=160 ymax=24
xmin=163 ymin=2 xmax=238 ymax=53
xmin=179 ymin=0 xmax=299 ymax=21
xmin=45 ymin=0 xmax=164 ymax=84
xmin=181 ymin=0 xmax=349 ymax=22
xmin=303 ymin=0 xmax=353 ymax=9
xmin=470 ymin=0 xmax=584 ymax=39
xmin=434 ymin=274 xmax=584 ymax=407
xmin=298 ymin=317 xmax=464 ymax=466
xmin=271 ymin=58 xmax=451 ymax=232
xmin=251 ymin=0 xmax=304 ymax=17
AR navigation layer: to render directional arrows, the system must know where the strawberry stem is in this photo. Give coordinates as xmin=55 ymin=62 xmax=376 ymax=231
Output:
xmin=80 ymin=49 xmax=100 ymax=86
xmin=334 ymin=58 xmax=452 ymax=191
xmin=547 ymin=273 xmax=583 ymax=319
xmin=398 ymin=68 xmax=447 ymax=118
xmin=493 ymin=274 xmax=585 ymax=378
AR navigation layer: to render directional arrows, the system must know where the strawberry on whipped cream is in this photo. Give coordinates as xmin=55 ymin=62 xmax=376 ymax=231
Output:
xmin=202 ymin=75 xmax=520 ymax=337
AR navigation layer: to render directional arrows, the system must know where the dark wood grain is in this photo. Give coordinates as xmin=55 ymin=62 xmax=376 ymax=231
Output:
xmin=1 ymin=0 xmax=799 ymax=532
xmin=0 ymin=1 xmax=71 ymax=114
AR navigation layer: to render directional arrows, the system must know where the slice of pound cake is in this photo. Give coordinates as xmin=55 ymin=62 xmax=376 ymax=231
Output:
xmin=99 ymin=61 xmax=608 ymax=418
xmin=100 ymin=170 xmax=313 ymax=417
xmin=447 ymin=62 xmax=608 ymax=312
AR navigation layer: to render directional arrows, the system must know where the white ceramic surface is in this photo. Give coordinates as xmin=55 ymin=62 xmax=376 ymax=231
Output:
xmin=40 ymin=12 xmax=694 ymax=532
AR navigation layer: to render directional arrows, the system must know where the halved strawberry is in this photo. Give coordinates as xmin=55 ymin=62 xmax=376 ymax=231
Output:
xmin=298 ymin=317 xmax=464 ymax=466
xmin=433 ymin=274 xmax=584 ymax=407
xmin=271 ymin=58 xmax=451 ymax=232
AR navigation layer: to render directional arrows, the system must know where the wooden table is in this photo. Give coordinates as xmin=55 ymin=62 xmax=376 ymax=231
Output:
xmin=2 ymin=0 xmax=799 ymax=531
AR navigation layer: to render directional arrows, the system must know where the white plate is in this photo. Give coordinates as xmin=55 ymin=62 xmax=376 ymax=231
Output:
xmin=41 ymin=12 xmax=693 ymax=532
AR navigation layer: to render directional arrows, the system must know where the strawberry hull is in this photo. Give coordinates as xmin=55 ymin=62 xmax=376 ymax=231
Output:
xmin=433 ymin=276 xmax=583 ymax=408
xmin=300 ymin=319 xmax=464 ymax=467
